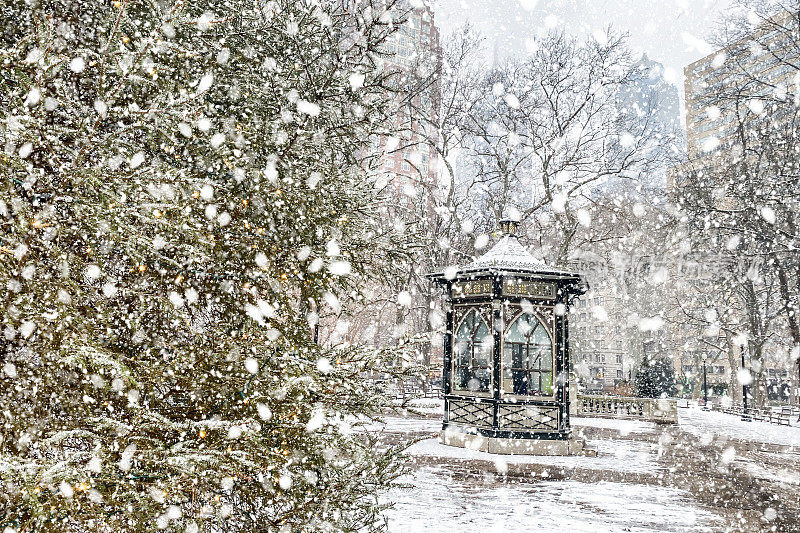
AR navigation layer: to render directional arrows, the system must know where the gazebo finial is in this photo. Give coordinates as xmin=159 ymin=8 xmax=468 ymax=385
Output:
xmin=498 ymin=207 xmax=521 ymax=236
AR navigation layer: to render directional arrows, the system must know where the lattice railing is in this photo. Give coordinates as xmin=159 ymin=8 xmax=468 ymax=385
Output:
xmin=498 ymin=404 xmax=559 ymax=431
xmin=447 ymin=398 xmax=493 ymax=427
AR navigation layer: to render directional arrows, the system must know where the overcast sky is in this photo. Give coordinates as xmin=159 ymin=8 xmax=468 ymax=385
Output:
xmin=432 ymin=0 xmax=736 ymax=112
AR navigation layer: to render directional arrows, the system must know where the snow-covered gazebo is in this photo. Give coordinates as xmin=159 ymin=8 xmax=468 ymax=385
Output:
xmin=429 ymin=215 xmax=588 ymax=455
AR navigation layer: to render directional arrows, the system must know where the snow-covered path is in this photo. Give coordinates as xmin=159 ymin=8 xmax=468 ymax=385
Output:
xmin=379 ymin=414 xmax=722 ymax=531
xmin=377 ymin=408 xmax=800 ymax=531
xmin=384 ymin=467 xmax=719 ymax=532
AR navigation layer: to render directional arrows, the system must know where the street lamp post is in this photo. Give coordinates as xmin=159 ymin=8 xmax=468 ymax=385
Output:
xmin=702 ymin=358 xmax=709 ymax=410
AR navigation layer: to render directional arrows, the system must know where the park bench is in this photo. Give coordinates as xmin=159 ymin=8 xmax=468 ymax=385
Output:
xmin=719 ymin=403 xmax=799 ymax=425
xmin=722 ymin=404 xmax=743 ymax=416
xmin=770 ymin=406 xmax=792 ymax=426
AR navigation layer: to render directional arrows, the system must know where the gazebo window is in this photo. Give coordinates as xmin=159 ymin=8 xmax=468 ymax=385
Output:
xmin=453 ymin=310 xmax=492 ymax=393
xmin=502 ymin=312 xmax=553 ymax=397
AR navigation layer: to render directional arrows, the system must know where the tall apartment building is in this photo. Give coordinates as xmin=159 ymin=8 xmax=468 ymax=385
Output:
xmin=348 ymin=1 xmax=443 ymax=369
xmin=673 ymin=11 xmax=798 ymax=401
xmin=570 ymin=284 xmax=630 ymax=392
xmin=378 ymin=1 xmax=441 ymax=194
xmin=684 ymin=10 xmax=798 ymax=160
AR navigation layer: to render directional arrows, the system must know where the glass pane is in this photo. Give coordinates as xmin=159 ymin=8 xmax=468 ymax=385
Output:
xmin=531 ymin=324 xmax=550 ymax=346
xmin=454 ymin=339 xmax=471 ymax=366
xmin=502 ymin=312 xmax=553 ymax=396
xmin=474 ymin=336 xmax=492 ymax=367
xmin=505 ymin=313 xmax=537 ymax=343
xmin=453 ymin=310 xmax=492 ymax=393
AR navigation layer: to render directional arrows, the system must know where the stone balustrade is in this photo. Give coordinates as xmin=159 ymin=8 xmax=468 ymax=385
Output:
xmin=574 ymin=394 xmax=678 ymax=424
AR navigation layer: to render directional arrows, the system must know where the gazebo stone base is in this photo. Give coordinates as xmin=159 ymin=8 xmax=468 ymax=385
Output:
xmin=439 ymin=429 xmax=589 ymax=456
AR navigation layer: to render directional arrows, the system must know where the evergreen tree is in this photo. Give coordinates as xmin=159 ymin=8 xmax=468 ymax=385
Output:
xmin=0 ymin=0 xmax=412 ymax=530
xmin=633 ymin=358 xmax=677 ymax=398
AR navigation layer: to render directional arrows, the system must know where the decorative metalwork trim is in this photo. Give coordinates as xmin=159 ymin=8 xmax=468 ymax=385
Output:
xmin=452 ymin=279 xmax=493 ymax=298
xmin=502 ymin=279 xmax=557 ymax=299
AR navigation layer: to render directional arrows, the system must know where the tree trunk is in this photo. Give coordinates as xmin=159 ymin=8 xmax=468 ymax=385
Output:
xmin=725 ymin=331 xmax=742 ymax=404
xmin=773 ymin=256 xmax=800 ymax=406
xmin=751 ymin=343 xmax=767 ymax=409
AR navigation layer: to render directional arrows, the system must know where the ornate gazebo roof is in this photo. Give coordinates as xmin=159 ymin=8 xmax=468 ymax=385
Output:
xmin=430 ymin=217 xmax=585 ymax=284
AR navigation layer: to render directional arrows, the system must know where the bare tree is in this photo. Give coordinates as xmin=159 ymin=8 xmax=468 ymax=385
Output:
xmin=674 ymin=0 xmax=800 ymax=405
xmin=457 ymin=29 xmax=674 ymax=265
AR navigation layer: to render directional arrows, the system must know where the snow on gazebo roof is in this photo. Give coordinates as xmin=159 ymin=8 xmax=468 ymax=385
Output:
xmin=465 ymin=234 xmax=547 ymax=271
xmin=429 ymin=216 xmax=584 ymax=283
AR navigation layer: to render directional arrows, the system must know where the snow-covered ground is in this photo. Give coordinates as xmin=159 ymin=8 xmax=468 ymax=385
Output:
xmin=679 ymin=405 xmax=800 ymax=447
xmin=378 ymin=410 xmax=800 ymax=530
xmin=737 ymin=452 xmax=800 ymax=486
xmin=384 ymin=468 xmax=719 ymax=532
xmin=373 ymin=413 xmax=662 ymax=474
xmin=378 ymin=404 xmax=800 ymax=448
xmin=370 ymin=416 xmax=441 ymax=434
xmin=403 ymin=398 xmax=444 ymax=415
xmin=675 ymin=406 xmax=800 ymax=497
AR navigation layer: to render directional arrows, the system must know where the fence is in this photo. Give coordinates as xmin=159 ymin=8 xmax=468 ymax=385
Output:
xmin=376 ymin=380 xmax=443 ymax=400
xmin=575 ymin=394 xmax=678 ymax=424
xmin=719 ymin=403 xmax=798 ymax=426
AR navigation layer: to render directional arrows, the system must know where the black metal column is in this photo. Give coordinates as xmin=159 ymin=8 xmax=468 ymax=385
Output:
xmin=741 ymin=348 xmax=751 ymax=422
xmin=443 ymin=300 xmax=453 ymax=396
xmin=702 ymin=359 xmax=709 ymax=410
xmin=563 ymin=309 xmax=571 ymax=431
xmin=555 ymin=309 xmax=565 ymax=435
xmin=492 ymin=277 xmax=502 ymax=429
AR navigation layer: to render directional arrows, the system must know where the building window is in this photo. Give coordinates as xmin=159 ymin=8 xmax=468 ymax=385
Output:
xmin=617 ymin=370 xmax=623 ymax=378
xmin=502 ymin=312 xmax=553 ymax=397
xmin=616 ymin=355 xmax=622 ymax=364
xmin=453 ymin=310 xmax=492 ymax=393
